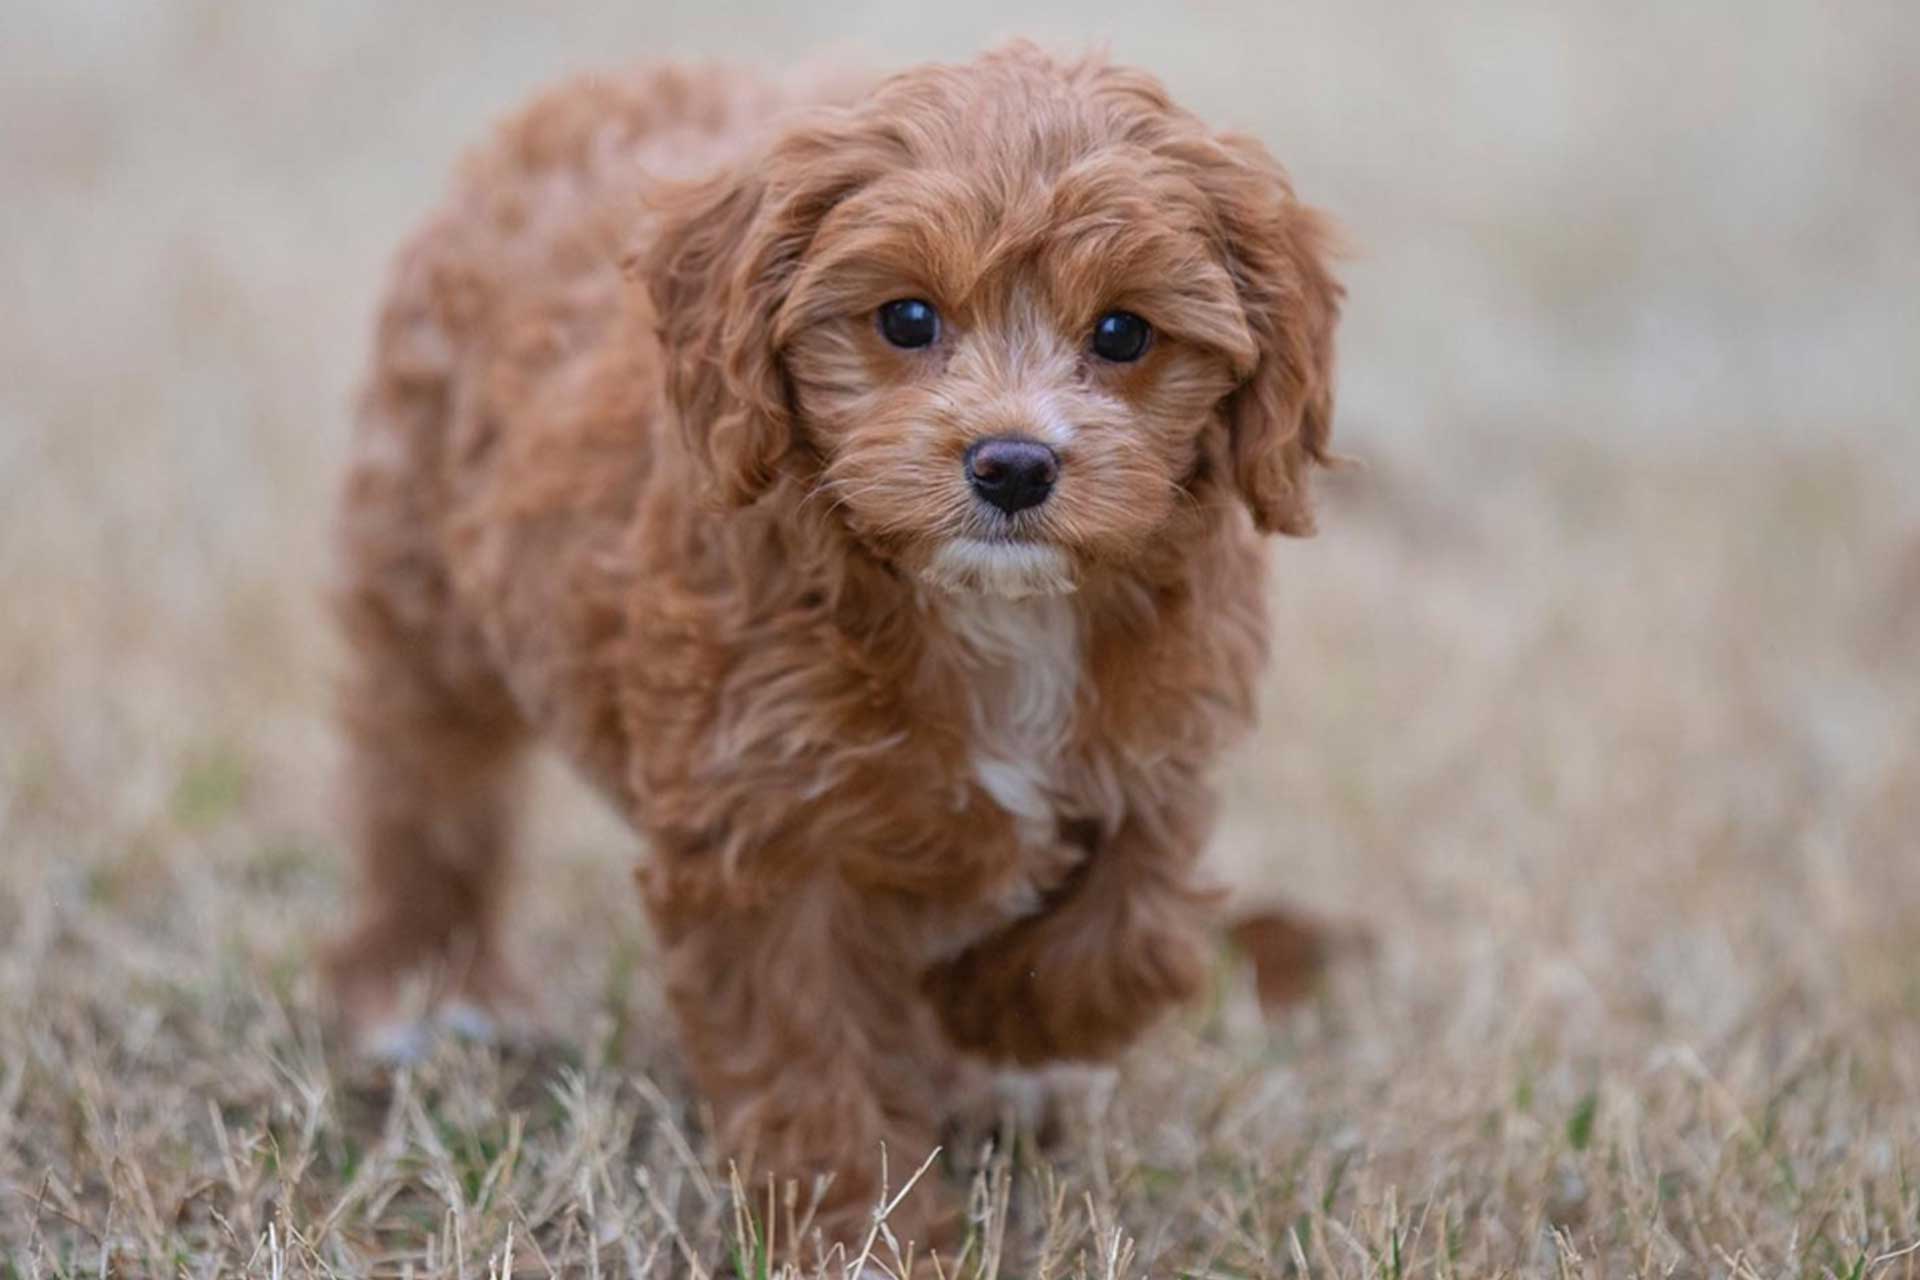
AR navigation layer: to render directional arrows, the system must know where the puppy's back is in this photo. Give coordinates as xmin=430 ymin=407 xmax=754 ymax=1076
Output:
xmin=336 ymin=63 xmax=862 ymax=788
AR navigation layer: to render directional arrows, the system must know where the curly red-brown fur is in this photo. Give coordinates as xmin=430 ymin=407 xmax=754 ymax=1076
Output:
xmin=327 ymin=43 xmax=1341 ymax=1257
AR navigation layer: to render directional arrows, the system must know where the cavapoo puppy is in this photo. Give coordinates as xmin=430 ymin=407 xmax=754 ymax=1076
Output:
xmin=328 ymin=42 xmax=1341 ymax=1255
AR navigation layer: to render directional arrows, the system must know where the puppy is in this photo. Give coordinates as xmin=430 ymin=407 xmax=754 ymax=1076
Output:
xmin=328 ymin=43 xmax=1341 ymax=1255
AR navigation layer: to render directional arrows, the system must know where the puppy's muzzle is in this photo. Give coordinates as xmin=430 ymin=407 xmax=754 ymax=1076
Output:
xmin=965 ymin=437 xmax=1058 ymax=515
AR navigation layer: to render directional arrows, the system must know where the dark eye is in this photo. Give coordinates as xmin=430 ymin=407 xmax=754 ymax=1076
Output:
xmin=1091 ymin=310 xmax=1152 ymax=363
xmin=878 ymin=298 xmax=940 ymax=349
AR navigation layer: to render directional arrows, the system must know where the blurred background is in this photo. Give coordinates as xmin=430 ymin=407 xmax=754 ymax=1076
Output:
xmin=2 ymin=0 xmax=1917 ymax=1272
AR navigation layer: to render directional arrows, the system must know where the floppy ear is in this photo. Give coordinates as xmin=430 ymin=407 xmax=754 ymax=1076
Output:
xmin=640 ymin=159 xmax=802 ymax=507
xmin=1190 ymin=134 xmax=1344 ymax=536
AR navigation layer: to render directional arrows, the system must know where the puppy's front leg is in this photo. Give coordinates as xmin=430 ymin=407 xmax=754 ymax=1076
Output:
xmin=642 ymin=872 xmax=958 ymax=1259
xmin=922 ymin=813 xmax=1220 ymax=1066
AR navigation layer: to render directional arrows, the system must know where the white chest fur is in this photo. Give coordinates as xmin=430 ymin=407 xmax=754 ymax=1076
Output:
xmin=939 ymin=592 xmax=1082 ymax=844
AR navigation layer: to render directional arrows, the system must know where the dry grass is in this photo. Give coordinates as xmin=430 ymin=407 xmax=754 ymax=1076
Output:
xmin=3 ymin=1 xmax=1918 ymax=1275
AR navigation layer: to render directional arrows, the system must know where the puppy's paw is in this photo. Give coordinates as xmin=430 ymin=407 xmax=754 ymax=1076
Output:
xmin=433 ymin=999 xmax=494 ymax=1042
xmin=442 ymin=958 xmax=548 ymax=1047
xmin=326 ymin=932 xmax=430 ymax=1062
xmin=922 ymin=912 xmax=1207 ymax=1065
xmin=326 ymin=929 xmax=547 ymax=1062
xmin=338 ymin=986 xmax=548 ymax=1064
xmin=356 ymin=1013 xmax=434 ymax=1066
xmin=987 ymin=1063 xmax=1113 ymax=1152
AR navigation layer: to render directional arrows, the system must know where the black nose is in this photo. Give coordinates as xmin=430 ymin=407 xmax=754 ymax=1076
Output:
xmin=965 ymin=437 xmax=1058 ymax=515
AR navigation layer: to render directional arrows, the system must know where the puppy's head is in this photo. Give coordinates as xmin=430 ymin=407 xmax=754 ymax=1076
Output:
xmin=645 ymin=45 xmax=1341 ymax=598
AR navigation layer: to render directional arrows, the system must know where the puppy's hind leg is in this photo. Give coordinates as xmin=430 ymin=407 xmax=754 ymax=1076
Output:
xmin=326 ymin=514 xmax=534 ymax=1060
xmin=326 ymin=621 xmax=534 ymax=1058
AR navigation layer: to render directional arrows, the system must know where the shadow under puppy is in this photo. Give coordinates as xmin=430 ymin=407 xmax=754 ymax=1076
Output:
xmin=328 ymin=42 xmax=1342 ymax=1258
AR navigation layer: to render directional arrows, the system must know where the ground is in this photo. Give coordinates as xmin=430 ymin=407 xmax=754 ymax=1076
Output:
xmin=2 ymin=1 xmax=1917 ymax=1276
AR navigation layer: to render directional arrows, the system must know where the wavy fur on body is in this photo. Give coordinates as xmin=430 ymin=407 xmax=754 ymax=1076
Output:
xmin=329 ymin=44 xmax=1342 ymax=1255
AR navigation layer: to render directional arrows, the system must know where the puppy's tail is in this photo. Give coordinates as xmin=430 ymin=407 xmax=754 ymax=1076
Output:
xmin=1224 ymin=904 xmax=1374 ymax=1012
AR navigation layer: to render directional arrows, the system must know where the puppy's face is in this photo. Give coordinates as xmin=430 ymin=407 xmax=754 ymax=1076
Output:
xmin=647 ymin=47 xmax=1342 ymax=597
xmin=779 ymin=170 xmax=1250 ymax=597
